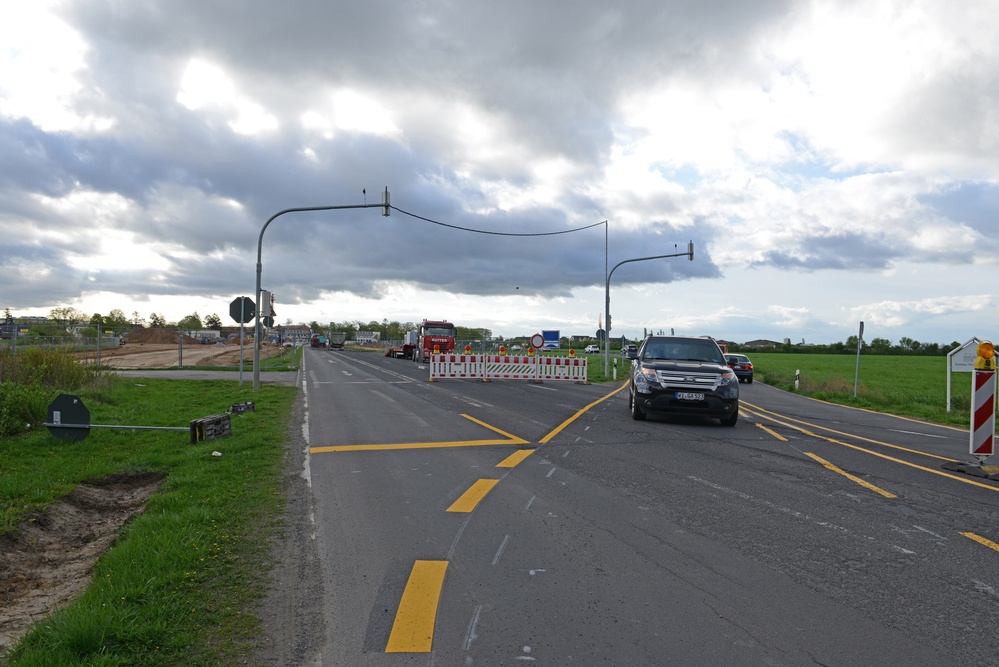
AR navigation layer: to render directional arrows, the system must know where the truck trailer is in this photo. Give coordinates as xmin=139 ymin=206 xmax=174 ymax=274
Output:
xmin=327 ymin=331 xmax=347 ymax=349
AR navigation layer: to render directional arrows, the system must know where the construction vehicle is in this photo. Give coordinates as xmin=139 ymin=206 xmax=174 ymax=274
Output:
xmin=386 ymin=319 xmax=456 ymax=361
xmin=328 ymin=331 xmax=347 ymax=349
xmin=310 ymin=334 xmax=327 ymax=348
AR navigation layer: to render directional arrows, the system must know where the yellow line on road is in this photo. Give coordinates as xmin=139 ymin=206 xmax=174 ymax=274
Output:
xmin=743 ymin=401 xmax=958 ymax=462
xmin=539 ymin=380 xmax=629 ymax=444
xmin=497 ymin=449 xmax=534 ymax=468
xmin=805 ymin=452 xmax=897 ymax=498
xmin=961 ymin=532 xmax=999 ymax=554
xmin=748 ymin=406 xmax=999 ymax=494
xmin=310 ymin=414 xmax=528 ymax=453
xmin=756 ymin=423 xmax=788 ymax=441
xmin=385 ymin=560 xmax=449 ymax=653
xmin=312 ymin=438 xmax=516 ymax=453
xmin=460 ymin=414 xmax=530 ymax=444
xmin=447 ymin=479 xmax=500 ymax=513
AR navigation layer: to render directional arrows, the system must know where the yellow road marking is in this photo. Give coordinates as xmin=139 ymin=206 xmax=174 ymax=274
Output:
xmin=385 ymin=560 xmax=449 ymax=652
xmin=539 ymin=380 xmax=629 ymax=444
xmin=447 ymin=479 xmax=500 ymax=513
xmin=805 ymin=452 xmax=897 ymax=498
xmin=961 ymin=532 xmax=999 ymax=554
xmin=312 ymin=439 xmax=515 ymax=453
xmin=742 ymin=401 xmax=958 ymax=462
xmin=497 ymin=449 xmax=534 ymax=468
xmin=310 ymin=414 xmax=528 ymax=453
xmin=460 ymin=413 xmax=530 ymax=444
xmin=747 ymin=405 xmax=999 ymax=494
xmin=756 ymin=423 xmax=787 ymax=441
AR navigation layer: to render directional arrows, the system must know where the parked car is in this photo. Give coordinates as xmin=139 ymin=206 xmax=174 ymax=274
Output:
xmin=584 ymin=344 xmax=600 ymax=354
xmin=621 ymin=344 xmax=638 ymax=359
xmin=725 ymin=354 xmax=754 ymax=383
xmin=628 ymin=335 xmax=739 ymax=426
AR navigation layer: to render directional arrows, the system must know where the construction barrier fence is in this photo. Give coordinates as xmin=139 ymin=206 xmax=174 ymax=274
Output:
xmin=429 ymin=354 xmax=587 ymax=382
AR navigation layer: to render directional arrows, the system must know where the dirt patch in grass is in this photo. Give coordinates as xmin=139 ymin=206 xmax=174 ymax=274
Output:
xmin=0 ymin=472 xmax=166 ymax=655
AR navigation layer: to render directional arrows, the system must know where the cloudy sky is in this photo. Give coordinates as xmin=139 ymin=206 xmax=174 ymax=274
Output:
xmin=2 ymin=1 xmax=996 ymax=345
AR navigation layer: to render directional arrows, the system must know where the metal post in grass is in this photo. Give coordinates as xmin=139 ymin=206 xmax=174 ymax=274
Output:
xmin=853 ymin=321 xmax=864 ymax=397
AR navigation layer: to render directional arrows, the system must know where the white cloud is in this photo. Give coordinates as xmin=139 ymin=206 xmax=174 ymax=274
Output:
xmin=331 ymin=89 xmax=400 ymax=137
xmin=0 ymin=2 xmax=111 ymax=131
xmin=177 ymin=58 xmax=278 ymax=134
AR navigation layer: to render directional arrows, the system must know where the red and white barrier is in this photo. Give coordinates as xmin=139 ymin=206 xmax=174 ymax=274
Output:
xmin=971 ymin=368 xmax=996 ymax=459
xmin=429 ymin=354 xmax=587 ymax=382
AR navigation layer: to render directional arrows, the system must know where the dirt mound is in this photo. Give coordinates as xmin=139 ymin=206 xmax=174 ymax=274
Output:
xmin=0 ymin=472 xmax=167 ymax=654
xmin=126 ymin=327 xmax=201 ymax=345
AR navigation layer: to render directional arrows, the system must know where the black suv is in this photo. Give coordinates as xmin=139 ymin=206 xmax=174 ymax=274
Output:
xmin=628 ymin=336 xmax=739 ymax=426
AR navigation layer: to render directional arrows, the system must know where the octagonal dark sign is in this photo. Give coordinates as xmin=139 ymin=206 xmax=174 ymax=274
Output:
xmin=229 ymin=296 xmax=255 ymax=324
xmin=47 ymin=393 xmax=91 ymax=441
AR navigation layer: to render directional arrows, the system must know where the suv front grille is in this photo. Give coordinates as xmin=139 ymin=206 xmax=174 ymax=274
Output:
xmin=655 ymin=370 xmax=720 ymax=391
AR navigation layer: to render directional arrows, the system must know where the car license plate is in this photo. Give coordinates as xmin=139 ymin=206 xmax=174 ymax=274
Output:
xmin=675 ymin=392 xmax=704 ymax=401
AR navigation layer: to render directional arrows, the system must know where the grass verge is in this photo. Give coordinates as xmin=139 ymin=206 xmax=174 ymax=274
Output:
xmin=1 ymin=377 xmax=297 ymax=666
xmin=748 ymin=352 xmax=986 ymax=429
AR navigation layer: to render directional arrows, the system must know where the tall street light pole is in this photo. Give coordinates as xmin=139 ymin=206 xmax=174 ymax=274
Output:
xmin=604 ymin=241 xmax=694 ymax=376
xmin=253 ymin=188 xmax=390 ymax=390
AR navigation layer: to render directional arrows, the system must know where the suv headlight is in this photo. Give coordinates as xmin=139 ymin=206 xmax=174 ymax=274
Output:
xmin=717 ymin=369 xmax=739 ymax=397
xmin=634 ymin=367 xmax=659 ymax=390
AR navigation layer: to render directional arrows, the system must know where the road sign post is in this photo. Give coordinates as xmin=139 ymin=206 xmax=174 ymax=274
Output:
xmin=229 ymin=297 xmax=255 ymax=386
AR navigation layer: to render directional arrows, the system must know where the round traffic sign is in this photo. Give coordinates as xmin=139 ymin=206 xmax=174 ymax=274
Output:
xmin=530 ymin=333 xmax=544 ymax=349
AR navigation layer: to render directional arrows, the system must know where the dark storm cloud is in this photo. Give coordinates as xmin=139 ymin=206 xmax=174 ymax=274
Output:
xmin=758 ymin=231 xmax=901 ymax=271
xmin=919 ymin=183 xmax=999 ymax=239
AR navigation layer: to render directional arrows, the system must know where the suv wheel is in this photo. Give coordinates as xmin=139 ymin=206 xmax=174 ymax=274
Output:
xmin=629 ymin=390 xmax=646 ymax=421
xmin=719 ymin=409 xmax=738 ymax=427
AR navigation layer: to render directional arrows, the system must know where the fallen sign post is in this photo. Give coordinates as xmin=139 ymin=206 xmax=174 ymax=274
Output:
xmin=942 ymin=340 xmax=999 ymax=480
xmin=44 ymin=393 xmax=232 ymax=445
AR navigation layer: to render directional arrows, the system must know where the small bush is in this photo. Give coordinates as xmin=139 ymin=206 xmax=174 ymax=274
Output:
xmin=0 ymin=347 xmax=116 ymax=437
xmin=0 ymin=382 xmax=52 ymax=436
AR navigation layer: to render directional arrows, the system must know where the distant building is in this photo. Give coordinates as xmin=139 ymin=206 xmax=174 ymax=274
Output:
xmin=356 ymin=331 xmax=381 ymax=345
xmin=744 ymin=339 xmax=782 ymax=349
xmin=273 ymin=324 xmax=311 ymax=344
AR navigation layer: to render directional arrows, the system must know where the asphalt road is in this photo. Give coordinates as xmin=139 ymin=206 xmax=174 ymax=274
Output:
xmin=285 ymin=348 xmax=998 ymax=666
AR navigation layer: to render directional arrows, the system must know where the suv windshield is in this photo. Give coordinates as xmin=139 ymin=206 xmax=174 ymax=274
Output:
xmin=642 ymin=340 xmax=724 ymax=364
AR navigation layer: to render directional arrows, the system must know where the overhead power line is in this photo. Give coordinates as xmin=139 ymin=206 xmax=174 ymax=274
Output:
xmin=390 ymin=206 xmax=605 ymax=237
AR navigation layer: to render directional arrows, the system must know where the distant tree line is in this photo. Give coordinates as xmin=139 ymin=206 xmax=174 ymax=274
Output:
xmin=730 ymin=336 xmax=965 ymax=356
xmin=3 ymin=307 xmax=223 ymax=338
xmin=4 ymin=307 xmax=967 ymax=356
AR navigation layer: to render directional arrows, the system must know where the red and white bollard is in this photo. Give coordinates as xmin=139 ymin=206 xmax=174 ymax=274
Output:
xmin=971 ymin=341 xmax=996 ymax=462
xmin=942 ymin=340 xmax=998 ymax=479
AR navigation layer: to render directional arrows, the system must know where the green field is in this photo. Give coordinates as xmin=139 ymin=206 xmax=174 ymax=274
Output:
xmin=747 ymin=352 xmax=983 ymax=429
